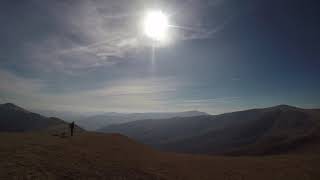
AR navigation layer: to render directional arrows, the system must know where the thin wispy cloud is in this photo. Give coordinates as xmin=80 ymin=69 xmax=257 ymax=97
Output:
xmin=1 ymin=0 xmax=232 ymax=77
xmin=0 ymin=69 xmax=182 ymax=112
xmin=25 ymin=0 xmax=230 ymax=73
xmin=0 ymin=69 xmax=45 ymax=95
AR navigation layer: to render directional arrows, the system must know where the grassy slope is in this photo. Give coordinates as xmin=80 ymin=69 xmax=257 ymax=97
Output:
xmin=0 ymin=132 xmax=319 ymax=180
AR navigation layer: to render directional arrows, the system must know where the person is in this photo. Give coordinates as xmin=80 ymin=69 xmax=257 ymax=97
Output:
xmin=69 ymin=121 xmax=75 ymax=136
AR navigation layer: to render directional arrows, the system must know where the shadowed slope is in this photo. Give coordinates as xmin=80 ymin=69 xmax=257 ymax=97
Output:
xmin=0 ymin=103 xmax=83 ymax=133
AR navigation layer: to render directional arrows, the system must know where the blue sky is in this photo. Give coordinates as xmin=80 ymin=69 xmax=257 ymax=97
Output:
xmin=0 ymin=0 xmax=319 ymax=114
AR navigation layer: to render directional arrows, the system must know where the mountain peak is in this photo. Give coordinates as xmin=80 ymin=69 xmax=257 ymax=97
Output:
xmin=181 ymin=110 xmax=209 ymax=116
xmin=276 ymin=104 xmax=296 ymax=108
xmin=2 ymin=103 xmax=19 ymax=108
xmin=3 ymin=102 xmax=16 ymax=106
xmin=270 ymin=104 xmax=300 ymax=111
xmin=1 ymin=103 xmax=29 ymax=113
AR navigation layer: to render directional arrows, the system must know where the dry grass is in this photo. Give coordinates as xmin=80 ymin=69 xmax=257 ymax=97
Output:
xmin=0 ymin=132 xmax=319 ymax=180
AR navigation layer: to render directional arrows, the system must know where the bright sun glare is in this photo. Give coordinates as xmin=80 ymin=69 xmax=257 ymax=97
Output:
xmin=143 ymin=10 xmax=169 ymax=42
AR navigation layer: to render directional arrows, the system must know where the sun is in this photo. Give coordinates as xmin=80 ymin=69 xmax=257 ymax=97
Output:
xmin=143 ymin=10 xmax=169 ymax=42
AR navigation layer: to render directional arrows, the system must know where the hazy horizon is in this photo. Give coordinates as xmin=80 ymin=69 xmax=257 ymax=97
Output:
xmin=1 ymin=102 xmax=318 ymax=118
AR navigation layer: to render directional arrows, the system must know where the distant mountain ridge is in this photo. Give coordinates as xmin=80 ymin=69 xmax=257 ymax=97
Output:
xmin=0 ymin=103 xmax=83 ymax=133
xmin=77 ymin=110 xmax=209 ymax=131
xmin=100 ymin=105 xmax=320 ymax=155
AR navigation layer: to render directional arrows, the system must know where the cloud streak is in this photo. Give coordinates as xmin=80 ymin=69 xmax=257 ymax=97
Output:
xmin=0 ymin=69 xmax=242 ymax=114
xmin=0 ymin=69 xmax=45 ymax=95
xmin=0 ymin=69 xmax=182 ymax=112
xmin=16 ymin=0 xmax=231 ymax=74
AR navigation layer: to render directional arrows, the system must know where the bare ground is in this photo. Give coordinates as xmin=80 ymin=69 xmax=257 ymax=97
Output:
xmin=0 ymin=132 xmax=319 ymax=180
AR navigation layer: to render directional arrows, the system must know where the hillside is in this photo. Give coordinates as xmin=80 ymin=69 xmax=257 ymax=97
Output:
xmin=100 ymin=105 xmax=320 ymax=155
xmin=77 ymin=111 xmax=208 ymax=131
xmin=0 ymin=103 xmax=83 ymax=134
xmin=0 ymin=132 xmax=319 ymax=180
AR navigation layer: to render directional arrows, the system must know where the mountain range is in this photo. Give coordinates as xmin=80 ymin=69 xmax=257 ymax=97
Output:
xmin=100 ymin=105 xmax=320 ymax=155
xmin=1 ymin=102 xmax=320 ymax=156
xmin=76 ymin=111 xmax=208 ymax=131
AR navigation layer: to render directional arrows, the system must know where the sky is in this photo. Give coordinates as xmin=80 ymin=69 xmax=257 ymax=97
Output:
xmin=0 ymin=0 xmax=320 ymax=114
